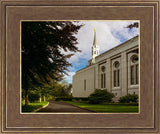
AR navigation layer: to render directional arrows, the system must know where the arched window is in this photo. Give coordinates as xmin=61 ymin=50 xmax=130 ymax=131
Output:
xmin=130 ymin=55 xmax=139 ymax=85
xmin=101 ymin=66 xmax=106 ymax=88
xmin=84 ymin=79 xmax=86 ymax=91
xmin=113 ymin=61 xmax=120 ymax=87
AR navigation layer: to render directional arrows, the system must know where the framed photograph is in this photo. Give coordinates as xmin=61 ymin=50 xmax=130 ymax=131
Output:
xmin=21 ymin=20 xmax=140 ymax=114
xmin=0 ymin=0 xmax=159 ymax=133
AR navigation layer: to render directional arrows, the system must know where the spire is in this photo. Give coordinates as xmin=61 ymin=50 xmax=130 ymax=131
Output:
xmin=93 ymin=28 xmax=97 ymax=46
xmin=91 ymin=28 xmax=99 ymax=64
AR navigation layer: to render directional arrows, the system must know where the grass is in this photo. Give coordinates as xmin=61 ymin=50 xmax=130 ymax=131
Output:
xmin=64 ymin=101 xmax=139 ymax=113
xmin=22 ymin=101 xmax=48 ymax=112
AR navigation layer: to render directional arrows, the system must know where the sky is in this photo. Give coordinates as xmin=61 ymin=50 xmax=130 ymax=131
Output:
xmin=63 ymin=21 xmax=139 ymax=83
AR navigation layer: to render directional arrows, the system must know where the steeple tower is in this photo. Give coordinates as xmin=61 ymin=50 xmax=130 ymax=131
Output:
xmin=93 ymin=28 xmax=97 ymax=46
xmin=91 ymin=28 xmax=99 ymax=64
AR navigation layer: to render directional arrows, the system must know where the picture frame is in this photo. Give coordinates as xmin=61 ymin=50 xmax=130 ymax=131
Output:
xmin=0 ymin=0 xmax=159 ymax=133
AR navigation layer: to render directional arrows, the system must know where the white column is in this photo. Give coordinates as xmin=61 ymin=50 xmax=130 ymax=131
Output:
xmin=121 ymin=52 xmax=128 ymax=96
xmin=95 ymin=64 xmax=99 ymax=89
xmin=106 ymin=58 xmax=111 ymax=92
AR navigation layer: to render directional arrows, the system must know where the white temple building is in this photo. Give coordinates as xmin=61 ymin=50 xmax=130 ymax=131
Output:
xmin=72 ymin=29 xmax=139 ymax=99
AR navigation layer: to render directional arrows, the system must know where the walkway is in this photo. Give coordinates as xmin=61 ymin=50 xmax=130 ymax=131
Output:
xmin=36 ymin=101 xmax=93 ymax=113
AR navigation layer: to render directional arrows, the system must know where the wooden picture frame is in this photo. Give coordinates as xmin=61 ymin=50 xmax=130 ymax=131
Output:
xmin=0 ymin=0 xmax=159 ymax=133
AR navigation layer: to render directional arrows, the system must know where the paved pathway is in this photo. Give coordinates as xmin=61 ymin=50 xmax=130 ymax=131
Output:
xmin=36 ymin=101 xmax=93 ymax=113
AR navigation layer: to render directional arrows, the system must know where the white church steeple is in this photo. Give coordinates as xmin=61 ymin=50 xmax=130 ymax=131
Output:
xmin=91 ymin=28 xmax=99 ymax=64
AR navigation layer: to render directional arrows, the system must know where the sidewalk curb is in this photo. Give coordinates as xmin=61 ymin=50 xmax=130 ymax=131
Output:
xmin=32 ymin=102 xmax=49 ymax=113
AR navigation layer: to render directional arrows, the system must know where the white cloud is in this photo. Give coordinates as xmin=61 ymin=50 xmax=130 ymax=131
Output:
xmin=63 ymin=72 xmax=75 ymax=83
xmin=61 ymin=21 xmax=139 ymax=83
xmin=106 ymin=21 xmax=139 ymax=40
xmin=65 ymin=21 xmax=139 ymax=65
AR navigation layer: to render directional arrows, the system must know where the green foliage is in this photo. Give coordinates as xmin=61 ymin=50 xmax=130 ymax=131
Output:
xmin=88 ymin=89 xmax=115 ymax=104
xmin=22 ymin=101 xmax=48 ymax=112
xmin=55 ymin=97 xmax=73 ymax=101
xmin=28 ymin=90 xmax=40 ymax=102
xmin=64 ymin=101 xmax=139 ymax=113
xmin=21 ymin=89 xmax=26 ymax=101
xmin=72 ymin=97 xmax=88 ymax=102
xmin=118 ymin=94 xmax=138 ymax=103
xmin=51 ymin=81 xmax=72 ymax=97
xmin=127 ymin=22 xmax=138 ymax=29
xmin=21 ymin=80 xmax=73 ymax=105
xmin=22 ymin=22 xmax=82 ymax=89
xmin=55 ymin=97 xmax=88 ymax=102
xmin=22 ymin=21 xmax=82 ymax=105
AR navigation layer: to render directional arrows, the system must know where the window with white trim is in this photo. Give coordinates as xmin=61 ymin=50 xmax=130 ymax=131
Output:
xmin=101 ymin=66 xmax=106 ymax=88
xmin=130 ymin=55 xmax=139 ymax=85
xmin=84 ymin=79 xmax=86 ymax=91
xmin=113 ymin=61 xmax=120 ymax=87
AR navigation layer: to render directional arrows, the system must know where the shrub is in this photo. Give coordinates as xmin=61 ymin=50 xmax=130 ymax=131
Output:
xmin=73 ymin=97 xmax=88 ymax=102
xmin=55 ymin=97 xmax=73 ymax=101
xmin=55 ymin=97 xmax=88 ymax=102
xmin=28 ymin=91 xmax=40 ymax=103
xmin=118 ymin=94 xmax=138 ymax=103
xmin=88 ymin=89 xmax=115 ymax=104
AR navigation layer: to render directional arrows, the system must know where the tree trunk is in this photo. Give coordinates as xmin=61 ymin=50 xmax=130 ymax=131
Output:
xmin=43 ymin=96 xmax=46 ymax=102
xmin=39 ymin=93 xmax=41 ymax=103
xmin=25 ymin=89 xmax=29 ymax=106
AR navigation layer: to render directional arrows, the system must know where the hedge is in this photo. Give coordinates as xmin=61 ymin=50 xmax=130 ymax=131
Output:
xmin=118 ymin=94 xmax=138 ymax=103
xmin=55 ymin=97 xmax=88 ymax=101
xmin=88 ymin=89 xmax=115 ymax=104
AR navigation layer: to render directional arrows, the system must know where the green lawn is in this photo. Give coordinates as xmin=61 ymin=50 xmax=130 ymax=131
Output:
xmin=64 ymin=101 xmax=139 ymax=113
xmin=22 ymin=101 xmax=48 ymax=113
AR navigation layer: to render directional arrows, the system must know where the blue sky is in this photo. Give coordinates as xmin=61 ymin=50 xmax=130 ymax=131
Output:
xmin=63 ymin=21 xmax=139 ymax=83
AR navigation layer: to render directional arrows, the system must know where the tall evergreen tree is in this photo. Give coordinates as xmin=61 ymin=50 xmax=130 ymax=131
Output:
xmin=22 ymin=21 xmax=82 ymax=105
xmin=127 ymin=22 xmax=138 ymax=29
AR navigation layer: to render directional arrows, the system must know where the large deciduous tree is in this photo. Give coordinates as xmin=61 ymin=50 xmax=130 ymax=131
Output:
xmin=22 ymin=21 xmax=82 ymax=105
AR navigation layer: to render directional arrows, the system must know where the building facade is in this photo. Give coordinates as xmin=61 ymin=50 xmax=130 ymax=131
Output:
xmin=72 ymin=30 xmax=139 ymax=99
